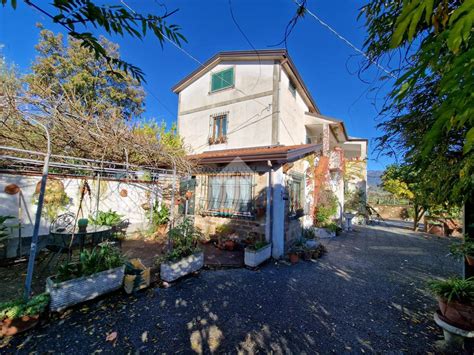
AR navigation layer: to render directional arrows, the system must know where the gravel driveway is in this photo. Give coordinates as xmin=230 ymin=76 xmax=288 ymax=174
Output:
xmin=2 ymin=223 xmax=461 ymax=353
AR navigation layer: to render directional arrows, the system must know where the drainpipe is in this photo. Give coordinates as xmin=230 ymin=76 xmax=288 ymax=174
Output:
xmin=24 ymin=119 xmax=51 ymax=301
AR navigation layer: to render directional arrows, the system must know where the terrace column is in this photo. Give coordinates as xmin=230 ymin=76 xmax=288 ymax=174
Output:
xmin=271 ymin=166 xmax=285 ymax=258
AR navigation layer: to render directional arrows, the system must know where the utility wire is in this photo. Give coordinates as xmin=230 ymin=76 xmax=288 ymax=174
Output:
xmin=292 ymin=0 xmax=396 ymax=79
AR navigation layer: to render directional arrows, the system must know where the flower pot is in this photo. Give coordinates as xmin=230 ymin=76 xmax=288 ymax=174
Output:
xmin=224 ymin=240 xmax=235 ymax=251
xmin=466 ymin=255 xmax=474 ymax=266
xmin=244 ymin=243 xmax=271 ymax=267
xmin=46 ymin=265 xmax=125 ymax=312
xmin=289 ymin=252 xmax=299 ymax=264
xmin=77 ymin=218 xmax=88 ymax=233
xmin=1 ymin=315 xmax=39 ymax=336
xmin=438 ymin=298 xmax=474 ymax=331
xmin=160 ymin=252 xmax=204 ymax=282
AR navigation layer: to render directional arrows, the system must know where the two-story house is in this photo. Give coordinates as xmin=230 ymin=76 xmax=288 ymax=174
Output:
xmin=172 ymin=49 xmax=367 ymax=258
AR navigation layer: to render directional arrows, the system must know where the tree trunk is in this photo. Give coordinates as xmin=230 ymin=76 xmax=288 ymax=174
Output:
xmin=412 ymin=205 xmax=425 ymax=232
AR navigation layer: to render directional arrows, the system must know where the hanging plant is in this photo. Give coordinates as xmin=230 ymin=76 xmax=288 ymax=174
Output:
xmin=4 ymin=184 xmax=20 ymax=195
xmin=33 ymin=179 xmax=70 ymax=221
xmin=120 ymin=189 xmax=128 ymax=197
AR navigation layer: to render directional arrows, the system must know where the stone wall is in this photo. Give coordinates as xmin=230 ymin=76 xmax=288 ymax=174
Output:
xmin=372 ymin=205 xmax=410 ymax=220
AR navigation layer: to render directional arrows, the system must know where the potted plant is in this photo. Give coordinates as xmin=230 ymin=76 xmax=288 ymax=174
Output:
xmin=46 ymin=243 xmax=126 ymax=312
xmin=449 ymin=237 xmax=474 ymax=266
xmin=244 ymin=239 xmax=272 ymax=267
xmin=158 ymin=218 xmax=203 ymax=282
xmin=428 ymin=277 xmax=474 ymax=330
xmin=288 ymin=248 xmax=301 ymax=264
xmin=77 ymin=218 xmax=89 ymax=233
xmin=0 ymin=293 xmax=50 ymax=336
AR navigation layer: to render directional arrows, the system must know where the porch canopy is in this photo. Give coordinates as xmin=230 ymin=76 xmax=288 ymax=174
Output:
xmin=189 ymin=144 xmax=321 ymax=166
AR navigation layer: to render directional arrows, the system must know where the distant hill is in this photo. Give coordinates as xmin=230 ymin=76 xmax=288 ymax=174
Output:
xmin=367 ymin=170 xmax=384 ymax=189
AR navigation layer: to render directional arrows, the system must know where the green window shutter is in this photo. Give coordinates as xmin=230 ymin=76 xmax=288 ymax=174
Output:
xmin=211 ymin=68 xmax=234 ymax=92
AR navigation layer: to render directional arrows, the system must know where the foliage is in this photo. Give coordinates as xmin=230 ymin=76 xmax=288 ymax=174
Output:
xmin=344 ymin=189 xmax=366 ymax=214
xmin=215 ymin=224 xmax=234 ymax=236
xmin=0 ymin=293 xmax=50 ymax=320
xmin=450 ymin=237 xmax=474 ymax=259
xmin=428 ymin=277 xmax=474 ymax=303
xmin=89 ymin=210 xmax=122 ymax=227
xmin=56 ymin=243 xmax=125 ymax=283
xmin=150 ymin=204 xmax=169 ymax=227
xmin=360 ymin=0 xmax=473 ymax=205
xmin=324 ymin=222 xmax=341 ymax=234
xmin=0 ymin=215 xmax=14 ymax=239
xmin=0 ymin=36 xmax=191 ymax=173
xmin=314 ymin=189 xmax=338 ymax=227
xmin=133 ymin=121 xmax=184 ymax=152
xmin=251 ymin=240 xmax=269 ymax=251
xmin=33 ymin=180 xmax=70 ymax=221
xmin=1 ymin=0 xmax=185 ymax=82
xmin=163 ymin=218 xmax=201 ymax=262
xmin=28 ymin=27 xmax=145 ymax=120
xmin=302 ymin=226 xmax=316 ymax=239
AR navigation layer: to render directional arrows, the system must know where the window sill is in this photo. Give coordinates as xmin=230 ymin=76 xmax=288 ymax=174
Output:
xmin=209 ymin=85 xmax=234 ymax=95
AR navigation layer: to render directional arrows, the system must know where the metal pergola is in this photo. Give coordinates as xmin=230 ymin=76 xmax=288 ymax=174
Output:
xmin=0 ymin=145 xmax=182 ymax=299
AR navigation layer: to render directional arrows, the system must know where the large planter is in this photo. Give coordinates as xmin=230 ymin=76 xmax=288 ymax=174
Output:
xmin=160 ymin=252 xmax=204 ymax=282
xmin=46 ymin=265 xmax=125 ymax=312
xmin=438 ymin=298 xmax=474 ymax=331
xmin=244 ymin=243 xmax=272 ymax=268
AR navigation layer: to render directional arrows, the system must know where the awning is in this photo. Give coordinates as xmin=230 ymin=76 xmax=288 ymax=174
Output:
xmin=188 ymin=144 xmax=321 ymax=165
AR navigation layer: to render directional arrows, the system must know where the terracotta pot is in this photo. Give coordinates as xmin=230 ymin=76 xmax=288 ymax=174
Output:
xmin=4 ymin=184 xmax=20 ymax=195
xmin=224 ymin=240 xmax=235 ymax=251
xmin=466 ymin=255 xmax=474 ymax=266
xmin=438 ymin=298 xmax=474 ymax=331
xmin=119 ymin=189 xmax=128 ymax=197
xmin=289 ymin=253 xmax=299 ymax=264
xmin=1 ymin=315 xmax=39 ymax=336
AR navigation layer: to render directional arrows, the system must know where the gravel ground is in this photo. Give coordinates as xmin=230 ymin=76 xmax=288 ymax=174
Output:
xmin=2 ymin=223 xmax=461 ymax=353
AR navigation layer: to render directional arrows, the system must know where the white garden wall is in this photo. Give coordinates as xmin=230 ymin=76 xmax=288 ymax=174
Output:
xmin=0 ymin=173 xmax=160 ymax=247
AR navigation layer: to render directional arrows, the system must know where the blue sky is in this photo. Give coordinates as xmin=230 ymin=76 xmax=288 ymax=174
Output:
xmin=0 ymin=0 xmax=395 ymax=170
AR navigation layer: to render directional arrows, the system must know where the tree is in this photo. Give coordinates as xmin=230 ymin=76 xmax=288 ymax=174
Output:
xmin=27 ymin=27 xmax=145 ymax=120
xmin=359 ymin=0 xmax=473 ymax=206
xmin=1 ymin=0 xmax=186 ymax=82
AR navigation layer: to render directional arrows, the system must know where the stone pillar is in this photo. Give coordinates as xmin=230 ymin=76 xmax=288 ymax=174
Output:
xmin=271 ymin=166 xmax=285 ymax=258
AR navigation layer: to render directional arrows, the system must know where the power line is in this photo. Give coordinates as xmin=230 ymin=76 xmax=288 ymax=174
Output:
xmin=292 ymin=0 xmax=396 ymax=79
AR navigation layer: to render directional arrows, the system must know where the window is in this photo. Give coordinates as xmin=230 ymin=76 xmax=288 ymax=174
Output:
xmin=211 ymin=67 xmax=234 ymax=92
xmin=289 ymin=80 xmax=296 ymax=97
xmin=210 ymin=114 xmax=228 ymax=144
xmin=288 ymin=175 xmax=304 ymax=216
xmin=206 ymin=175 xmax=253 ymax=216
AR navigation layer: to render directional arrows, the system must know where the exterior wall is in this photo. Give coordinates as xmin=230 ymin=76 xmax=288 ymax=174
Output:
xmin=278 ymin=69 xmax=310 ymax=145
xmin=178 ymin=61 xmax=275 ymax=154
xmin=192 ymin=172 xmax=268 ymax=240
xmin=282 ymin=157 xmax=311 ymax=248
xmin=0 ymin=173 xmax=158 ymax=257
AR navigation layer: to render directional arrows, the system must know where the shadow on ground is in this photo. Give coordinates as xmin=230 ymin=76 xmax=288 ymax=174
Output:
xmin=1 ymin=223 xmax=461 ymax=353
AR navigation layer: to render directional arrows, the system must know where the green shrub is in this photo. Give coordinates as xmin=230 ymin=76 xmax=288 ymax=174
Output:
xmin=428 ymin=277 xmax=474 ymax=303
xmin=56 ymin=243 xmax=126 ymax=283
xmin=150 ymin=204 xmax=169 ymax=227
xmin=302 ymin=227 xmax=316 ymax=239
xmin=450 ymin=237 xmax=474 ymax=259
xmin=89 ymin=210 xmax=123 ymax=226
xmin=163 ymin=218 xmax=202 ymax=262
xmin=0 ymin=293 xmax=50 ymax=320
xmin=315 ymin=189 xmax=338 ymax=227
xmin=324 ymin=222 xmax=340 ymax=233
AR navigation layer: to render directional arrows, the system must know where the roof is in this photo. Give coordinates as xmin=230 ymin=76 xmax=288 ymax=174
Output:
xmin=172 ymin=49 xmax=320 ymax=114
xmin=188 ymin=144 xmax=321 ymax=164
